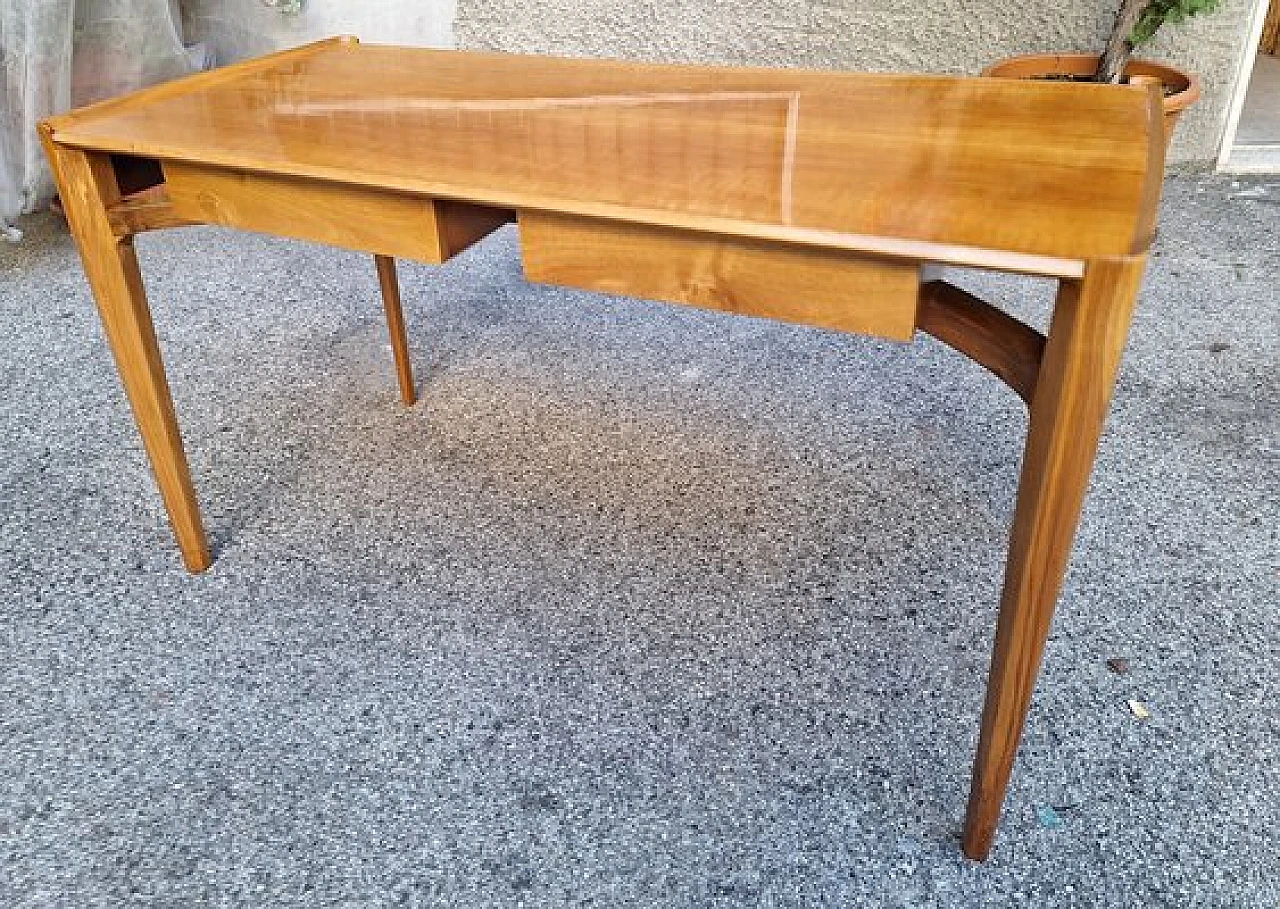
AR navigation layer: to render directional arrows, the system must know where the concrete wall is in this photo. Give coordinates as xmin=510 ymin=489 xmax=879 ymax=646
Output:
xmin=182 ymin=0 xmax=454 ymax=62
xmin=455 ymin=0 xmax=1261 ymax=165
xmin=182 ymin=0 xmax=1261 ymax=165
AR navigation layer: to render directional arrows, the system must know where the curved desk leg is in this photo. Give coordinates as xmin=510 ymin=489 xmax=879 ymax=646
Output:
xmin=41 ymin=139 xmax=211 ymax=572
xmin=374 ymin=255 xmax=416 ymax=406
xmin=963 ymin=256 xmax=1146 ymax=860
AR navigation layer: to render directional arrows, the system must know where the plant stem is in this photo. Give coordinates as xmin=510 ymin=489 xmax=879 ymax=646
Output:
xmin=1095 ymin=0 xmax=1151 ymax=83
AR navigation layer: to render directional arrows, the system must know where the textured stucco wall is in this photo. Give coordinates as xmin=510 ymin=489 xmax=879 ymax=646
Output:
xmin=180 ymin=0 xmax=1259 ymax=165
xmin=182 ymin=0 xmax=455 ymax=63
xmin=455 ymin=0 xmax=1262 ymax=165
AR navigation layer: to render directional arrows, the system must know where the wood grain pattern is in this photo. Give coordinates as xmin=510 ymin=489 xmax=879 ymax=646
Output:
xmin=164 ymin=162 xmax=446 ymax=262
xmin=433 ymin=200 xmax=515 ymax=260
xmin=39 ymin=43 xmax=1167 ymax=861
xmin=917 ymin=280 xmax=1047 ymax=405
xmin=47 ymin=40 xmax=1164 ymax=263
xmin=962 ymin=256 xmax=1148 ymax=860
xmin=374 ymin=255 xmax=416 ymax=405
xmin=106 ymin=185 xmax=198 ymax=237
xmin=42 ymin=37 xmax=353 ymax=135
xmin=39 ymin=130 xmax=211 ymax=572
xmin=1262 ymin=0 xmax=1280 ymax=55
xmin=164 ymin=162 xmax=510 ymax=263
xmin=521 ymin=212 xmax=920 ymax=341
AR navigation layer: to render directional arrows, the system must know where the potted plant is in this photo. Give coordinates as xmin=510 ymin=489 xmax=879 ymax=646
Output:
xmin=984 ymin=0 xmax=1221 ymax=148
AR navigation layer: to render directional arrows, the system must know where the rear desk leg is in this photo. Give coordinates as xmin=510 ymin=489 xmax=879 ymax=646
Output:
xmin=962 ymin=257 xmax=1147 ymax=860
xmin=374 ymin=255 xmax=416 ymax=406
xmin=42 ymin=136 xmax=211 ymax=572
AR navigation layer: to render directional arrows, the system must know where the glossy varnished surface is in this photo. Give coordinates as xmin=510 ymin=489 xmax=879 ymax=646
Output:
xmin=162 ymin=161 xmax=511 ymax=264
xmin=521 ymin=211 xmax=921 ymax=341
xmin=48 ymin=40 xmax=1163 ymax=263
xmin=42 ymin=40 xmax=1167 ymax=860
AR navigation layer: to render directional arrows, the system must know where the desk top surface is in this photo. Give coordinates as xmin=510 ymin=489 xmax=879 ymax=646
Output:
xmin=49 ymin=39 xmax=1163 ymax=267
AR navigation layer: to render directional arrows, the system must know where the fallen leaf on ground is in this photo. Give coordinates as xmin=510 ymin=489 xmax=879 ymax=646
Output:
xmin=1128 ymin=699 xmax=1151 ymax=720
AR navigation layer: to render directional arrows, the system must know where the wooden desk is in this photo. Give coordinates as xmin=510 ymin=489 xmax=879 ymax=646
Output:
xmin=41 ymin=38 xmax=1166 ymax=860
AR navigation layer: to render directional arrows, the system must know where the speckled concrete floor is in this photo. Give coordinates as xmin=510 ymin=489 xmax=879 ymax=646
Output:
xmin=1 ymin=174 xmax=1277 ymax=907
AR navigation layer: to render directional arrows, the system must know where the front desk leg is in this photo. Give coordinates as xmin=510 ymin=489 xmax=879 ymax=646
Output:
xmin=962 ymin=257 xmax=1146 ymax=860
xmin=42 ymin=138 xmax=211 ymax=572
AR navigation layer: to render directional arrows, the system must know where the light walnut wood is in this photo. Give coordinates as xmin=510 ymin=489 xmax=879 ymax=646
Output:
xmin=105 ymin=185 xmax=197 ymax=237
xmin=165 ymin=162 xmax=432 ymax=263
xmin=521 ymin=212 xmax=920 ymax=341
xmin=962 ymin=256 xmax=1148 ymax=860
xmin=40 ymin=41 xmax=1168 ymax=860
xmin=41 ymin=37 xmax=355 ymax=135
xmin=917 ymin=280 xmax=1047 ymax=405
xmin=433 ymin=200 xmax=515 ymax=260
xmin=40 ymin=129 xmax=210 ymax=572
xmin=374 ymin=255 xmax=416 ymax=405
xmin=164 ymin=162 xmax=510 ymax=263
xmin=49 ymin=40 xmax=1163 ymax=264
xmin=1262 ymin=0 xmax=1280 ymax=56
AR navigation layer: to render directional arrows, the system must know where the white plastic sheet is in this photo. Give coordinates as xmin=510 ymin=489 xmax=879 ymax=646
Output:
xmin=1 ymin=0 xmax=193 ymax=228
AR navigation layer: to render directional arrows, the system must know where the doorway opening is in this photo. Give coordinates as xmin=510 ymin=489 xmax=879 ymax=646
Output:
xmin=1221 ymin=0 xmax=1280 ymax=171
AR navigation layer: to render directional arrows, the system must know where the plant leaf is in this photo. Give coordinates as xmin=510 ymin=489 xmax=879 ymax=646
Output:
xmin=1130 ymin=0 xmax=1221 ymax=47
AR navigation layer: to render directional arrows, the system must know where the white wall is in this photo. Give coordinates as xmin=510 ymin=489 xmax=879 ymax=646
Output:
xmin=182 ymin=0 xmax=1258 ymax=165
xmin=454 ymin=0 xmax=1260 ymax=165
xmin=182 ymin=0 xmax=456 ymax=64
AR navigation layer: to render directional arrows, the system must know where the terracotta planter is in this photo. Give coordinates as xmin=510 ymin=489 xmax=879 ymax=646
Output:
xmin=983 ymin=53 xmax=1200 ymax=151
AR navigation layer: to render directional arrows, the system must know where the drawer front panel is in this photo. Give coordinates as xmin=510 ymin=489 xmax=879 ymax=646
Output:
xmin=520 ymin=211 xmax=919 ymax=341
xmin=164 ymin=162 xmax=511 ymax=263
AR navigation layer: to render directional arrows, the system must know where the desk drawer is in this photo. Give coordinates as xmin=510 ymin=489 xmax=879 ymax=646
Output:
xmin=163 ymin=162 xmax=511 ymax=264
xmin=520 ymin=212 xmax=919 ymax=341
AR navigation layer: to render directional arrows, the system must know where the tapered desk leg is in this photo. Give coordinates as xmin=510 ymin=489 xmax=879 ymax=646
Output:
xmin=374 ymin=255 xmax=416 ymax=405
xmin=42 ymin=139 xmax=211 ymax=572
xmin=962 ymin=256 xmax=1147 ymax=860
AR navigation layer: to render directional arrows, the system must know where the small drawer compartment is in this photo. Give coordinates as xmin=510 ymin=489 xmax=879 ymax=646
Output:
xmin=163 ymin=161 xmax=511 ymax=264
xmin=519 ymin=211 xmax=919 ymax=341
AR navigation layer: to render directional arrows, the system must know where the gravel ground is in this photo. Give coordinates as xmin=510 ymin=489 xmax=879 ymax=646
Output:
xmin=1 ymin=173 xmax=1277 ymax=907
